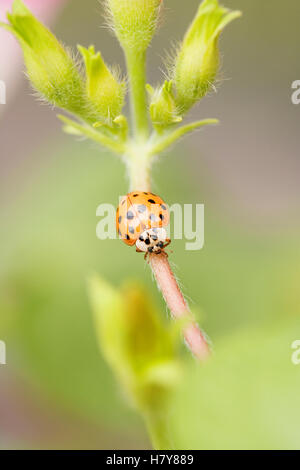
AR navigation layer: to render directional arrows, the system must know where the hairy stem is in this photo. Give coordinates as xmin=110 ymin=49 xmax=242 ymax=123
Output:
xmin=125 ymin=50 xmax=149 ymax=140
xmin=126 ymin=146 xmax=210 ymax=360
xmin=127 ymin=156 xmax=152 ymax=192
xmin=149 ymin=253 xmax=210 ymax=361
xmin=124 ymin=44 xmax=210 ymax=364
xmin=125 ymin=142 xmax=152 ymax=191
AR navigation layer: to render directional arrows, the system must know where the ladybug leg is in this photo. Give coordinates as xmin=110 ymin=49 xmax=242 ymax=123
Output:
xmin=163 ymin=239 xmax=171 ymax=248
xmin=144 ymin=252 xmax=149 ymax=262
xmin=162 ymin=239 xmax=172 ymax=257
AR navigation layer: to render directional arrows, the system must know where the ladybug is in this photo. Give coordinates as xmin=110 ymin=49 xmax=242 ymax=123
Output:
xmin=116 ymin=191 xmax=171 ymax=259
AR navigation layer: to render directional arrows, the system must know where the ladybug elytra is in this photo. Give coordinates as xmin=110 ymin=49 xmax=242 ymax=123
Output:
xmin=116 ymin=191 xmax=171 ymax=259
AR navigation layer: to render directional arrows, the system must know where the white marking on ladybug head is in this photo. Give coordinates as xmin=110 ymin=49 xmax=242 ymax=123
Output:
xmin=136 ymin=227 xmax=167 ymax=253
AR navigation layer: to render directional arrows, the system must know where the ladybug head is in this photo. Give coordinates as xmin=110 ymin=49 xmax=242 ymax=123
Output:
xmin=136 ymin=227 xmax=167 ymax=254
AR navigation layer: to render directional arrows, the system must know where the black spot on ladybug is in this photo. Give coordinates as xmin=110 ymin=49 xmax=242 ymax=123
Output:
xmin=118 ymin=216 xmax=122 ymax=223
xmin=143 ymin=192 xmax=148 ymax=195
xmin=145 ymin=238 xmax=150 ymax=245
xmin=159 ymin=213 xmax=164 ymax=221
xmin=139 ymin=235 xmax=144 ymax=241
xmin=126 ymin=211 xmax=134 ymax=220
xmin=138 ymin=204 xmax=146 ymax=213
xmin=133 ymin=193 xmax=139 ymax=197
xmin=125 ymin=234 xmax=130 ymax=240
xmin=148 ymin=247 xmax=154 ymax=253
xmin=118 ymin=229 xmax=122 ymax=237
xmin=148 ymin=198 xmax=156 ymax=204
xmin=161 ymin=204 xmax=167 ymax=210
xmin=151 ymin=234 xmax=158 ymax=241
xmin=129 ymin=226 xmax=135 ymax=234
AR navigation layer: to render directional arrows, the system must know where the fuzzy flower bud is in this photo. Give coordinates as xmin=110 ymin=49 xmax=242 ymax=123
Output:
xmin=88 ymin=276 xmax=180 ymax=410
xmin=106 ymin=0 xmax=162 ymax=53
xmin=78 ymin=45 xmax=125 ymax=124
xmin=1 ymin=0 xmax=89 ymax=119
xmin=174 ymin=0 xmax=241 ymax=113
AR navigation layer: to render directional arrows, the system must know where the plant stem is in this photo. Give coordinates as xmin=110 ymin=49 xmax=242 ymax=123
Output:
xmin=125 ymin=49 xmax=149 ymax=140
xmin=144 ymin=410 xmax=173 ymax=450
xmin=125 ymin=144 xmax=210 ymax=358
xmin=124 ymin=43 xmax=210 ymax=363
xmin=125 ymin=147 xmax=210 ymax=360
xmin=149 ymin=253 xmax=210 ymax=361
xmin=125 ymin=141 xmax=152 ymax=191
xmin=126 ymin=155 xmax=151 ymax=191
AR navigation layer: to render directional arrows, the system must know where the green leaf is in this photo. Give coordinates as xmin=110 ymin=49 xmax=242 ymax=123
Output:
xmin=113 ymin=115 xmax=129 ymax=141
xmin=150 ymin=118 xmax=219 ymax=155
xmin=88 ymin=276 xmax=181 ymax=408
xmin=169 ymin=318 xmax=300 ymax=449
xmin=89 ymin=275 xmax=182 ymax=449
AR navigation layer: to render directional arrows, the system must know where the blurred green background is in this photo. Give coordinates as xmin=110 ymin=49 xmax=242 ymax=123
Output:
xmin=0 ymin=0 xmax=300 ymax=449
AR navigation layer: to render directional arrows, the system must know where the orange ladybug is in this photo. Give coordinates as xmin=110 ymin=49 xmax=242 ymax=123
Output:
xmin=116 ymin=191 xmax=171 ymax=259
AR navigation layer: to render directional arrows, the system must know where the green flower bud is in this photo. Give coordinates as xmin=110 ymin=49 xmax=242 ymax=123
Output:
xmin=78 ymin=45 xmax=125 ymax=124
xmin=174 ymin=0 xmax=241 ymax=113
xmin=147 ymin=81 xmax=182 ymax=133
xmin=106 ymin=0 xmax=162 ymax=52
xmin=88 ymin=275 xmax=180 ymax=410
xmin=1 ymin=0 xmax=88 ymax=118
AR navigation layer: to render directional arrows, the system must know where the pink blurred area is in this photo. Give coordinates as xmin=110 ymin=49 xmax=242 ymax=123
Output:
xmin=0 ymin=0 xmax=68 ymax=106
